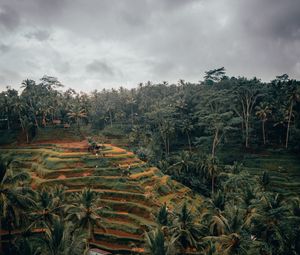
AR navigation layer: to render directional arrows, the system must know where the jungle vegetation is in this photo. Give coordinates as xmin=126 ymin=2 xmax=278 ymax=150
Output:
xmin=0 ymin=68 xmax=300 ymax=254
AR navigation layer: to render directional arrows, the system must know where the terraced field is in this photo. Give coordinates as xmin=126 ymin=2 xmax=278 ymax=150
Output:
xmin=0 ymin=128 xmax=202 ymax=254
xmin=242 ymin=153 xmax=300 ymax=195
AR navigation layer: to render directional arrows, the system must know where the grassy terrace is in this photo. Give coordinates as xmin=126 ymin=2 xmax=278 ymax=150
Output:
xmin=218 ymin=148 xmax=300 ymax=196
xmin=0 ymin=128 xmax=201 ymax=254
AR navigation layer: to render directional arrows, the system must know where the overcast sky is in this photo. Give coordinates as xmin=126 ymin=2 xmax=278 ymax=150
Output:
xmin=0 ymin=0 xmax=300 ymax=92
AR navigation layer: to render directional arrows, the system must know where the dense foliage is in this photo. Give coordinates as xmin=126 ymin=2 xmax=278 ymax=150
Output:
xmin=0 ymin=72 xmax=299 ymax=152
xmin=0 ymin=69 xmax=300 ymax=254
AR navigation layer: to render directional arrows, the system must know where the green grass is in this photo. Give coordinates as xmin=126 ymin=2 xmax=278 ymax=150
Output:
xmin=219 ymin=149 xmax=300 ymax=195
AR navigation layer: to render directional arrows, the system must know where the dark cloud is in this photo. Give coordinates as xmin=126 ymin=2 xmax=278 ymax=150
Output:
xmin=25 ymin=29 xmax=50 ymax=41
xmin=0 ymin=0 xmax=299 ymax=91
xmin=86 ymin=60 xmax=115 ymax=77
xmin=0 ymin=4 xmax=20 ymax=30
xmin=236 ymin=0 xmax=300 ymax=40
xmin=0 ymin=43 xmax=10 ymax=53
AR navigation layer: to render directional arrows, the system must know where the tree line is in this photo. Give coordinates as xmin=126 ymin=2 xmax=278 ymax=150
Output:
xmin=0 ymin=70 xmax=299 ymax=152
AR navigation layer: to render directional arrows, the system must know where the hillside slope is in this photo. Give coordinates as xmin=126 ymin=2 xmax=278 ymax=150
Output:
xmin=0 ymin=128 xmax=202 ymax=254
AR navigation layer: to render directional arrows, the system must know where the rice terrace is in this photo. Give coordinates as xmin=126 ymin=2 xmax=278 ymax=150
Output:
xmin=1 ymin=0 xmax=300 ymax=254
xmin=0 ymin=125 xmax=202 ymax=254
xmin=0 ymin=74 xmax=299 ymax=255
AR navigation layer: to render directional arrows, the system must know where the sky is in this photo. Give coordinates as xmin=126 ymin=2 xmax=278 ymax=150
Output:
xmin=0 ymin=0 xmax=300 ymax=92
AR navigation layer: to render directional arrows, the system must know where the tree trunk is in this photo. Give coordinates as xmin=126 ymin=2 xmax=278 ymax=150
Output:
xmin=262 ymin=120 xmax=266 ymax=145
xmin=42 ymin=112 xmax=46 ymax=127
xmin=34 ymin=115 xmax=39 ymax=128
xmin=8 ymin=220 xmax=12 ymax=254
xmin=0 ymin=218 xmax=2 ymax=254
xmin=162 ymin=134 xmax=168 ymax=156
xmin=19 ymin=113 xmax=25 ymax=132
xmin=131 ymin=104 xmax=134 ymax=127
xmin=285 ymin=103 xmax=293 ymax=149
xmin=245 ymin=120 xmax=249 ymax=148
xmin=211 ymin=175 xmax=215 ymax=195
xmin=109 ymin=110 xmax=113 ymax=127
xmin=26 ymin=131 xmax=29 ymax=143
xmin=212 ymin=129 xmax=219 ymax=157
xmin=7 ymin=117 xmax=10 ymax=130
xmin=186 ymin=131 xmax=192 ymax=152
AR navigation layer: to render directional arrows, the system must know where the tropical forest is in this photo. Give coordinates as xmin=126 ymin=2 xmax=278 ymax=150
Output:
xmin=0 ymin=70 xmax=300 ymax=255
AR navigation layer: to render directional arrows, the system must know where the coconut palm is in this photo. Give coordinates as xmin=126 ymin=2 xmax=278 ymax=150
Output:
xmin=66 ymin=188 xmax=105 ymax=242
xmin=179 ymin=119 xmax=194 ymax=152
xmin=285 ymin=83 xmax=300 ymax=148
xmin=157 ymin=203 xmax=169 ymax=227
xmin=39 ymin=218 xmax=87 ymax=255
xmin=166 ymin=151 xmax=193 ymax=177
xmin=171 ymin=203 xmax=204 ymax=251
xmin=67 ymin=105 xmax=87 ymax=129
xmin=29 ymin=186 xmax=66 ymax=230
xmin=201 ymin=155 xmax=220 ymax=195
xmin=145 ymin=227 xmax=176 ymax=255
xmin=0 ymin=161 xmax=35 ymax=253
xmin=204 ymin=205 xmax=258 ymax=254
xmin=255 ymin=103 xmax=272 ymax=145
xmin=15 ymin=237 xmax=42 ymax=255
xmin=251 ymin=193 xmax=290 ymax=254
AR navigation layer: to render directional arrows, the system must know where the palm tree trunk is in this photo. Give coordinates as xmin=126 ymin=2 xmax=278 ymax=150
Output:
xmin=186 ymin=131 xmax=192 ymax=152
xmin=34 ymin=115 xmax=39 ymax=128
xmin=7 ymin=117 xmax=10 ymax=130
xmin=109 ymin=110 xmax=113 ymax=127
xmin=212 ymin=129 xmax=219 ymax=157
xmin=42 ymin=112 xmax=46 ymax=127
xmin=19 ymin=113 xmax=25 ymax=132
xmin=0 ymin=218 xmax=2 ymax=254
xmin=163 ymin=135 xmax=168 ymax=156
xmin=285 ymin=103 xmax=293 ymax=149
xmin=211 ymin=175 xmax=215 ymax=195
xmin=245 ymin=120 xmax=249 ymax=148
xmin=131 ymin=104 xmax=134 ymax=127
xmin=26 ymin=131 xmax=29 ymax=143
xmin=8 ymin=220 xmax=12 ymax=254
xmin=262 ymin=120 xmax=266 ymax=145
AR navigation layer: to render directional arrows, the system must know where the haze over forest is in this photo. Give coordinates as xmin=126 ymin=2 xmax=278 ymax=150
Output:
xmin=1 ymin=0 xmax=300 ymax=91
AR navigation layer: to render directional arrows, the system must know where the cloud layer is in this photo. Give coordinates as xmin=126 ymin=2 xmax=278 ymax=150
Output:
xmin=0 ymin=0 xmax=300 ymax=91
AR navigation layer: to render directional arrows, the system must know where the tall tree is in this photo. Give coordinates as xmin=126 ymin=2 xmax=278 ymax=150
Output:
xmin=66 ymin=188 xmax=105 ymax=243
xmin=233 ymin=78 xmax=262 ymax=148
xmin=255 ymin=103 xmax=272 ymax=145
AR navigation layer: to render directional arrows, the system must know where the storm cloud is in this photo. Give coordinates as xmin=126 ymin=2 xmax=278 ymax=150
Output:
xmin=0 ymin=0 xmax=299 ymax=91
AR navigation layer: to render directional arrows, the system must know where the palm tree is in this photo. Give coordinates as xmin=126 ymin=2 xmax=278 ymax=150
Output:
xmin=201 ymin=156 xmax=219 ymax=195
xmin=251 ymin=193 xmax=289 ymax=254
xmin=66 ymin=188 xmax=105 ymax=243
xmin=207 ymin=211 xmax=229 ymax=236
xmin=29 ymin=186 xmax=66 ymax=230
xmin=39 ymin=218 xmax=87 ymax=255
xmin=15 ymin=237 xmax=42 ymax=255
xmin=166 ymin=151 xmax=193 ymax=178
xmin=171 ymin=203 xmax=204 ymax=252
xmin=255 ymin=103 xmax=272 ymax=145
xmin=285 ymin=83 xmax=300 ymax=148
xmin=204 ymin=205 xmax=257 ymax=254
xmin=157 ymin=203 xmax=169 ymax=227
xmin=0 ymin=160 xmax=35 ymax=253
xmin=180 ymin=119 xmax=194 ymax=152
xmin=201 ymin=240 xmax=217 ymax=255
xmin=203 ymin=191 xmax=226 ymax=212
xmin=21 ymin=79 xmax=40 ymax=128
xmin=67 ymin=106 xmax=87 ymax=130
xmin=145 ymin=227 xmax=176 ymax=255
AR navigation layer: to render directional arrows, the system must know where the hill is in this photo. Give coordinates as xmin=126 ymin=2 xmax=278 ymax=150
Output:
xmin=0 ymin=127 xmax=202 ymax=254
